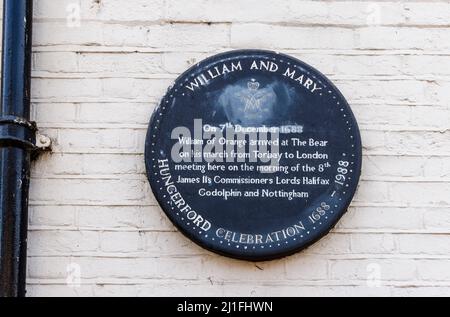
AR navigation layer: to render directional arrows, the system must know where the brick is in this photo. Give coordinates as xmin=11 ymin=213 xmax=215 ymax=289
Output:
xmin=330 ymin=259 xmax=417 ymax=281
xmin=393 ymin=287 xmax=450 ymax=297
xmin=285 ymin=256 xmax=328 ymax=280
xmin=33 ymin=52 xmax=78 ymax=73
xmin=54 ymin=128 xmax=139 ymax=153
xmin=32 ymin=153 xmax=84 ymax=176
xmin=29 ymin=206 xmax=76 ymax=227
xmin=424 ymin=209 xmax=450 ymax=230
xmin=362 ymin=155 xmax=448 ymax=179
xmin=28 ymin=230 xmax=100 ymax=254
xmin=352 ymin=181 xmax=389 ymax=204
xmin=338 ymin=207 xmax=423 ymax=231
xmin=144 ymin=232 xmax=206 ymax=256
xmin=80 ymin=154 xmax=143 ymax=175
xmin=28 ymin=257 xmax=71 ymax=279
xmin=417 ymin=260 xmax=450 ymax=281
xmin=389 ymin=182 xmax=450 ymax=206
xmin=32 ymin=78 xmax=170 ymax=102
xmin=100 ymin=231 xmax=144 ymax=252
xmin=29 ymin=179 xmax=152 ymax=205
xmin=397 ymin=235 xmax=450 ymax=255
xmin=350 ymin=234 xmax=396 ymax=254
xmin=32 ymin=78 xmax=103 ymax=100
xmin=27 ymin=284 xmax=94 ymax=297
xmin=336 ymin=79 xmax=445 ymax=106
xmin=303 ymin=233 xmax=351 ymax=255
xmin=162 ymin=52 xmax=213 ymax=74
xmin=77 ymin=103 xmax=153 ymax=125
xmin=77 ymin=206 xmax=172 ymax=230
xmin=363 ymin=131 xmax=450 ymax=156
xmin=34 ymin=52 xmax=165 ymax=74
xmin=33 ymin=152 xmax=144 ymax=176
xmin=32 ymin=103 xmax=77 ymax=123
xmin=200 ymin=256 xmax=287 ymax=281
xmin=32 ymin=153 xmax=145 ymax=176
xmin=353 ymin=105 xmax=450 ymax=130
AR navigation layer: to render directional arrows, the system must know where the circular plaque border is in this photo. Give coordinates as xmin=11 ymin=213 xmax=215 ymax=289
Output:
xmin=145 ymin=49 xmax=362 ymax=261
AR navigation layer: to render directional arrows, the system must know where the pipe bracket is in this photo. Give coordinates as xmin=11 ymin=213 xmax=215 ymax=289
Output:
xmin=0 ymin=115 xmax=52 ymax=155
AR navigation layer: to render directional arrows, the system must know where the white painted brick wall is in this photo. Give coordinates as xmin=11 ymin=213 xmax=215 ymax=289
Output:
xmin=10 ymin=0 xmax=449 ymax=296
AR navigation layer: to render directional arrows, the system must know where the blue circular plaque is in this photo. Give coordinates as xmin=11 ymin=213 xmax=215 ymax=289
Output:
xmin=145 ymin=50 xmax=362 ymax=261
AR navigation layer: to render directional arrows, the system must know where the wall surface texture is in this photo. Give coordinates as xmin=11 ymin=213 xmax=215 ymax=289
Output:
xmin=14 ymin=0 xmax=450 ymax=296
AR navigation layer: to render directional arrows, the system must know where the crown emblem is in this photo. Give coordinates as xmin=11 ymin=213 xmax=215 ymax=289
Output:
xmin=247 ymin=79 xmax=260 ymax=91
xmin=235 ymin=79 xmax=266 ymax=112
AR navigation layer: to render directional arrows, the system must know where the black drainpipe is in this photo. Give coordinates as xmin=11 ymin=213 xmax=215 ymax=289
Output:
xmin=0 ymin=0 xmax=34 ymax=297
